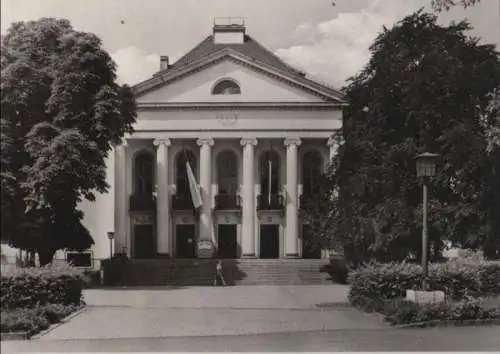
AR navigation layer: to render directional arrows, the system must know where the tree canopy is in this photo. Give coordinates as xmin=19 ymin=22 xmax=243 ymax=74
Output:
xmin=431 ymin=0 xmax=481 ymax=12
xmin=0 ymin=18 xmax=137 ymax=265
xmin=302 ymin=10 xmax=500 ymax=265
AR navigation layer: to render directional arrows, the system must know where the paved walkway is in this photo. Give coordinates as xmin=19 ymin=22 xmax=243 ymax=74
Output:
xmin=37 ymin=285 xmax=390 ymax=340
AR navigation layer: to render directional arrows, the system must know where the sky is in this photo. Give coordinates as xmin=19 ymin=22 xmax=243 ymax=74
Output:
xmin=1 ymin=0 xmax=499 ymax=88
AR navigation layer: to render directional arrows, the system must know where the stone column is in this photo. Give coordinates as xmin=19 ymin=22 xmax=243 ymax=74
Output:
xmin=240 ymin=138 xmax=258 ymax=257
xmin=114 ymin=139 xmax=128 ymax=255
xmin=197 ymin=138 xmax=215 ymax=242
xmin=153 ymin=139 xmax=171 ymax=256
xmin=284 ymin=137 xmax=301 ymax=257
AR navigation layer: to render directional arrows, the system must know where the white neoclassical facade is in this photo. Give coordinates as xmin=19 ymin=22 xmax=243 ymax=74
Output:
xmin=77 ymin=21 xmax=346 ymax=263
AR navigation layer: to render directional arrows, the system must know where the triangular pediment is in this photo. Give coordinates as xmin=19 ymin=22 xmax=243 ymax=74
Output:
xmin=134 ymin=50 xmax=345 ymax=105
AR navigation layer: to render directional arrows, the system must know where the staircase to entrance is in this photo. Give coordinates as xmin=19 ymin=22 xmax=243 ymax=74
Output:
xmin=108 ymin=259 xmax=331 ymax=286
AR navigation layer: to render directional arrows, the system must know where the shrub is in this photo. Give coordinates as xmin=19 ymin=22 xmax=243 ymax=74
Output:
xmin=1 ymin=304 xmax=79 ymax=335
xmin=348 ymin=259 xmax=500 ymax=311
xmin=1 ymin=308 xmax=50 ymax=335
xmin=36 ymin=303 xmax=77 ymax=324
xmin=320 ymin=256 xmax=350 ymax=284
xmin=383 ymin=298 xmax=499 ymax=325
xmin=0 ymin=263 xmax=84 ymax=309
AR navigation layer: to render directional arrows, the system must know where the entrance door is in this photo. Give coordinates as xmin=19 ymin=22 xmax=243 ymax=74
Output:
xmin=302 ymin=225 xmax=321 ymax=259
xmin=176 ymin=224 xmax=196 ymax=258
xmin=260 ymin=225 xmax=280 ymax=259
xmin=134 ymin=224 xmax=156 ymax=259
xmin=217 ymin=224 xmax=238 ymax=258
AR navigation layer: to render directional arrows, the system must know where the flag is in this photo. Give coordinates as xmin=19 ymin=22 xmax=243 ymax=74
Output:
xmin=186 ymin=161 xmax=203 ymax=208
xmin=268 ymin=158 xmax=272 ymax=206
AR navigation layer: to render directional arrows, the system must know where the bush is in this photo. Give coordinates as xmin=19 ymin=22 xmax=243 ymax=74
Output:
xmin=383 ymin=298 xmax=499 ymax=325
xmin=36 ymin=303 xmax=77 ymax=324
xmin=348 ymin=259 xmax=500 ymax=311
xmin=1 ymin=308 xmax=50 ymax=335
xmin=1 ymin=304 xmax=79 ymax=335
xmin=0 ymin=263 xmax=84 ymax=309
xmin=320 ymin=256 xmax=350 ymax=284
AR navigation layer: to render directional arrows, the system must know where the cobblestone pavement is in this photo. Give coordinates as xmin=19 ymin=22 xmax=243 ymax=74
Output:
xmin=3 ymin=326 xmax=500 ymax=352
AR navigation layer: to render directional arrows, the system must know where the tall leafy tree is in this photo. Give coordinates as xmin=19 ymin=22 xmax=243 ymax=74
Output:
xmin=431 ymin=0 xmax=481 ymax=12
xmin=303 ymin=10 xmax=500 ymax=264
xmin=0 ymin=18 xmax=137 ymax=265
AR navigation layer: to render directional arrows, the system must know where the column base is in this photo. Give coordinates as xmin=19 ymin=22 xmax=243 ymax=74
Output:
xmin=285 ymin=253 xmax=300 ymax=258
xmin=156 ymin=253 xmax=171 ymax=258
xmin=241 ymin=254 xmax=257 ymax=258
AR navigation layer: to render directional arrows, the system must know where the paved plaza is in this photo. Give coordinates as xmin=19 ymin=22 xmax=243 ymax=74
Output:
xmin=2 ymin=285 xmax=499 ymax=352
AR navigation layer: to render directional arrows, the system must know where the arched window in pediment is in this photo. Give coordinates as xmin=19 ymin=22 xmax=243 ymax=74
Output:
xmin=212 ymin=79 xmax=241 ymax=95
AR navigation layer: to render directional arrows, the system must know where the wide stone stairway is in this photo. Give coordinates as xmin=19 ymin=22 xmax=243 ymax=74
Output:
xmin=111 ymin=259 xmax=331 ymax=286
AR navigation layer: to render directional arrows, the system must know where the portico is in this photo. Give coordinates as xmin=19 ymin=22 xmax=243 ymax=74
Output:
xmin=116 ymin=134 xmax=335 ymax=259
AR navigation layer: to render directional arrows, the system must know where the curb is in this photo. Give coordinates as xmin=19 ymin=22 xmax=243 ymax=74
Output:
xmin=392 ymin=318 xmax=500 ymax=329
xmin=30 ymin=306 xmax=87 ymax=340
xmin=1 ymin=331 xmax=30 ymax=341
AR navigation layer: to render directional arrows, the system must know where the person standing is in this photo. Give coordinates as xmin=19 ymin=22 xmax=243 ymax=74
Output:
xmin=213 ymin=259 xmax=226 ymax=286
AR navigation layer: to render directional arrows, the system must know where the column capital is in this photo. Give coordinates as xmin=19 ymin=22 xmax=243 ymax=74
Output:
xmin=197 ymin=138 xmax=214 ymax=147
xmin=153 ymin=138 xmax=171 ymax=147
xmin=284 ymin=137 xmax=302 ymax=147
xmin=240 ymin=138 xmax=258 ymax=146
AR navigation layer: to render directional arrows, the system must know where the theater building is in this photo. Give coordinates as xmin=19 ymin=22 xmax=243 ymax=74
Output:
xmin=76 ymin=20 xmax=345 ymax=264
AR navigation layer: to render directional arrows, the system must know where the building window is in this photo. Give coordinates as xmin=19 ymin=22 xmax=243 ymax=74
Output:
xmin=302 ymin=150 xmax=323 ymax=195
xmin=217 ymin=150 xmax=238 ymax=195
xmin=260 ymin=151 xmax=280 ymax=196
xmin=212 ymin=79 xmax=241 ymax=95
xmin=176 ymin=151 xmax=197 ymax=196
xmin=134 ymin=152 xmax=154 ymax=195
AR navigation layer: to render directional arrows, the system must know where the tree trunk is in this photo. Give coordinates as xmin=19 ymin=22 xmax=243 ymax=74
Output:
xmin=38 ymin=248 xmax=56 ymax=267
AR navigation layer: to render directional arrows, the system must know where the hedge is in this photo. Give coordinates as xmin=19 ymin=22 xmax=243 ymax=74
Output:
xmin=383 ymin=298 xmax=499 ymax=325
xmin=348 ymin=259 xmax=500 ymax=311
xmin=1 ymin=304 xmax=79 ymax=335
xmin=0 ymin=263 xmax=84 ymax=309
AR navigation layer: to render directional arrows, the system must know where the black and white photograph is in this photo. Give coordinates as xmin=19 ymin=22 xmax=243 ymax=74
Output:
xmin=1 ymin=0 xmax=499 ymax=352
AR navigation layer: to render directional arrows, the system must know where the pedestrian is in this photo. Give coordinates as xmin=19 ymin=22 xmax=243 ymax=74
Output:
xmin=213 ymin=259 xmax=226 ymax=286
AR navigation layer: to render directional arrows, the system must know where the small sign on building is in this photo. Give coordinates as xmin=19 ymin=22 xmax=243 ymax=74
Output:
xmin=197 ymin=240 xmax=214 ymax=258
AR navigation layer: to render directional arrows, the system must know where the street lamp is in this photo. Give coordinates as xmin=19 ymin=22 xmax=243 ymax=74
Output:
xmin=107 ymin=232 xmax=115 ymax=259
xmin=416 ymin=152 xmax=439 ymax=291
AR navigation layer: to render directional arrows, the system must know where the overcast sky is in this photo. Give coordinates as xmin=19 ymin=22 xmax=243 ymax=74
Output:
xmin=1 ymin=0 xmax=499 ymax=88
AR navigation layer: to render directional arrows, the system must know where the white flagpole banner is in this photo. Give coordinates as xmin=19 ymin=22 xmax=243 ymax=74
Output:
xmin=186 ymin=161 xmax=203 ymax=208
xmin=268 ymin=158 xmax=272 ymax=206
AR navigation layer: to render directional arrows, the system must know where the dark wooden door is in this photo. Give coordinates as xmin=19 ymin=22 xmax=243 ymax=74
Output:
xmin=260 ymin=225 xmax=279 ymax=259
xmin=176 ymin=224 xmax=196 ymax=258
xmin=134 ymin=224 xmax=156 ymax=259
xmin=217 ymin=224 xmax=238 ymax=258
xmin=302 ymin=225 xmax=321 ymax=259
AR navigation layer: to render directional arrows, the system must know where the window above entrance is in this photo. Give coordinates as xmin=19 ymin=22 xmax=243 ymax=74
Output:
xmin=212 ymin=79 xmax=241 ymax=95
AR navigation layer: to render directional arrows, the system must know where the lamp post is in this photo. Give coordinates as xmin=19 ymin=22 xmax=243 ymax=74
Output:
xmin=107 ymin=232 xmax=115 ymax=259
xmin=416 ymin=152 xmax=439 ymax=291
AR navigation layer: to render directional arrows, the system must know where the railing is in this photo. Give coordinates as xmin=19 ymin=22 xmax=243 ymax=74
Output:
xmin=171 ymin=194 xmax=195 ymax=210
xmin=257 ymin=193 xmax=284 ymax=210
xmin=215 ymin=194 xmax=241 ymax=210
xmin=129 ymin=194 xmax=156 ymax=211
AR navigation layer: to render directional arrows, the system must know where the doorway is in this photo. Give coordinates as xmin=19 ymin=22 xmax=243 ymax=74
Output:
xmin=302 ymin=225 xmax=321 ymax=259
xmin=217 ymin=224 xmax=238 ymax=258
xmin=176 ymin=224 xmax=196 ymax=258
xmin=259 ymin=224 xmax=280 ymax=259
xmin=133 ymin=224 xmax=156 ymax=259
